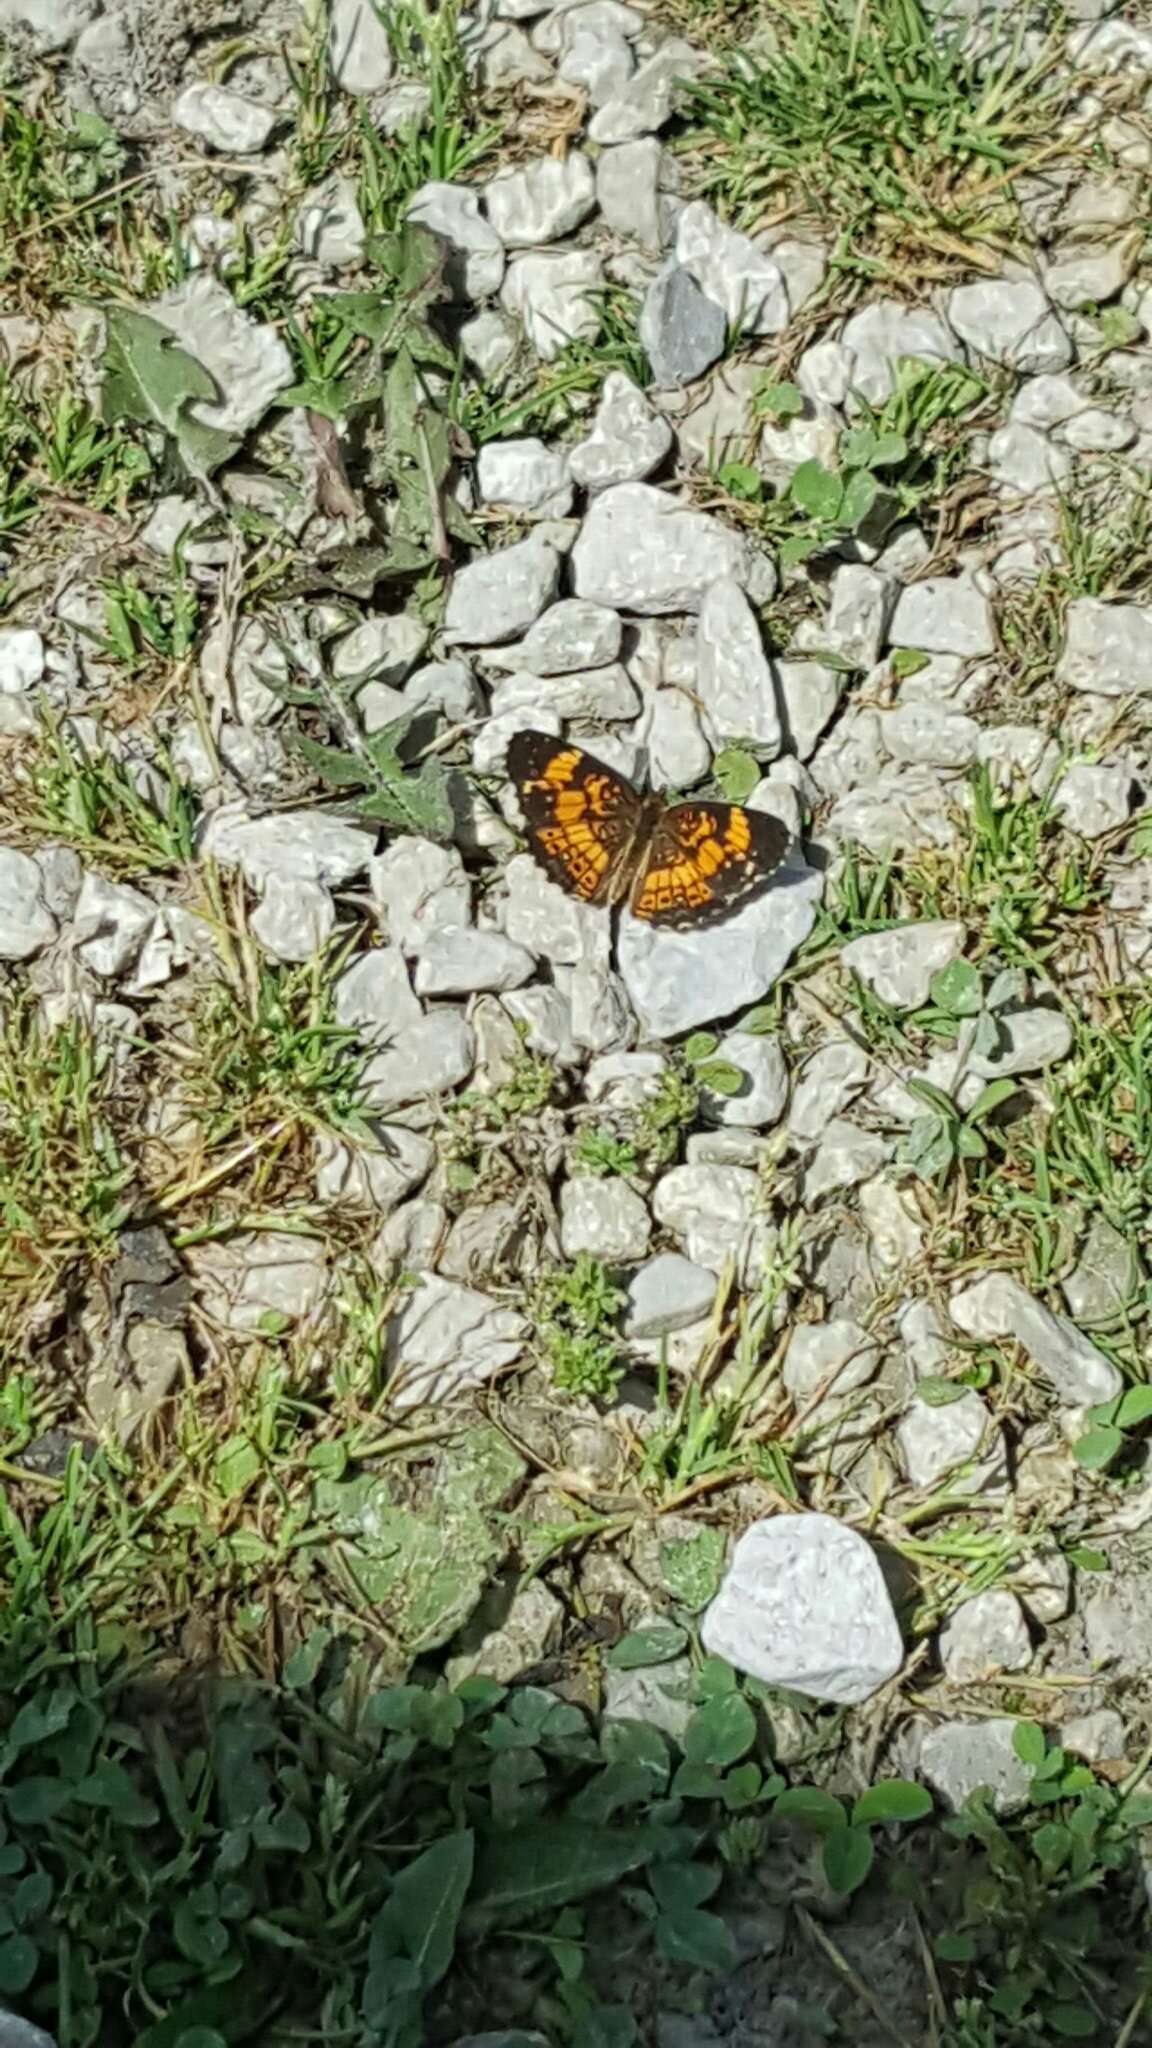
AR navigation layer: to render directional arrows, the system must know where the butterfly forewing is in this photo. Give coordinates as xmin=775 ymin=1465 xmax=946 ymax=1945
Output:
xmin=629 ymin=800 xmax=791 ymax=929
xmin=507 ymin=729 xmax=646 ymax=907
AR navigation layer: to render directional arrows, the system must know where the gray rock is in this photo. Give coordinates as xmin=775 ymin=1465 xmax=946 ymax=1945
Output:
xmin=414 ymin=927 xmax=535 ymax=995
xmin=840 ymin=299 xmax=963 ymax=405
xmin=696 ymin=577 xmax=781 ymax=751
xmin=564 ymin=957 xmax=635 ymax=1053
xmin=501 ymin=248 xmax=605 ymax=359
xmin=503 ymin=983 xmax=579 ymax=1063
xmin=701 ymin=1029 xmax=788 ymax=1128
xmin=617 ymin=854 xmax=821 ymax=1036
xmin=406 ymin=658 xmax=483 ymax=719
xmin=492 ymin=662 xmax=639 ymax=722
xmin=824 ymin=764 xmax=958 ymax=854
xmin=335 ymin=946 xmax=422 ymax=1041
xmin=72 ymin=874 xmax=155 ymax=978
xmin=504 ymin=599 xmax=622 ymax=675
xmin=587 ymin=38 xmax=701 ymax=143
xmin=939 ymin=1591 xmax=1032 ymax=1682
xmin=784 ymin=1320 xmax=880 ymax=1403
xmin=1046 ymin=240 xmax=1133 ymax=312
xmin=149 ymin=275 xmax=292 ymax=439
xmin=788 ymin=1039 xmax=869 ymax=1143
xmin=0 ymin=2014 xmax=57 ymax=2048
xmin=897 ymin=1390 xmax=999 ymax=1490
xmin=0 ymin=847 xmax=56 ymax=959
xmin=625 ymin=1252 xmax=717 ymax=1337
xmin=970 ymin=1007 xmax=1073 ymax=1078
xmin=776 ymin=659 xmax=843 ymax=761
xmin=674 ymin=201 xmax=789 ymax=335
xmin=460 ymin=308 xmax=517 ymax=379
xmin=445 ymin=1581 xmax=564 ymax=1686
xmin=1062 ymin=1709 xmax=1127 ymax=1763
xmin=499 ymin=852 xmax=606 ymax=966
xmin=1010 ymin=1545 xmax=1071 ymax=1626
xmin=949 ymin=1272 xmax=1122 ymax=1407
xmin=385 ymin=1274 xmax=527 ymax=1410
xmin=975 ymin=721 xmax=1061 ymax=791
xmin=172 ymin=81 xmax=276 ymax=154
xmin=445 ymin=533 xmax=560 ymax=644
xmin=804 ymin=1119 xmax=891 ymax=1201
xmin=296 ymin=175 xmax=367 ymax=268
xmin=558 ymin=15 xmax=635 ymax=104
xmin=596 ymin=137 xmax=663 ymax=248
xmin=652 ymin=1162 xmax=759 ymax=1273
xmin=572 ymin=482 xmax=751 ymax=614
xmin=858 ymin=1173 xmax=926 ymax=1269
xmin=406 ymin=182 xmax=504 ymax=298
xmin=840 ymin=920 xmax=966 ymax=1008
xmin=946 ymin=279 xmax=1071 ymax=372
xmin=315 ymin=1125 xmax=434 ymax=1211
xmin=568 ymin=372 xmax=673 ymax=490
xmin=477 ymin=438 xmax=573 ymax=519
xmin=250 ymin=874 xmax=334 ymax=961
xmin=1062 ymin=1213 xmax=1141 ymax=1325
xmin=824 ymin=564 xmax=896 ymax=670
xmin=638 ymin=264 xmax=727 ymax=387
xmin=0 ymin=0 xmax=94 ymax=47
xmin=485 ymin=153 xmax=596 ymax=247
xmin=480 ymin=23 xmax=553 ymax=87
xmin=1054 ymin=759 xmax=1136 ymax=835
xmin=987 ymin=421 xmax=1071 ymax=498
xmin=200 ymin=807 xmax=374 ymax=889
xmin=374 ymin=1197 xmax=447 ymax=1273
xmin=0 ymin=626 xmax=44 ymax=693
xmin=701 ymin=1513 xmax=903 ymax=1705
xmin=1081 ymin=1571 xmax=1152 ymax=1679
xmin=1057 ymin=597 xmax=1152 ymax=695
xmin=586 ymin=1049 xmax=669 ymax=1108
xmin=191 ymin=1229 xmax=328 ymax=1332
xmin=1060 ymin=405 xmax=1136 ymax=453
xmin=363 ymin=1012 xmax=476 ymax=1110
xmin=603 ymin=1655 xmax=694 ymax=1738
xmin=560 ymin=1176 xmax=651 ymax=1261
xmin=919 ymin=1719 xmax=1032 ymax=1815
xmin=888 ymin=576 xmax=995 ymax=658
xmin=880 ymin=702 xmax=981 ymax=768
xmin=329 ymin=0 xmax=393 ymax=89
xmin=642 ymin=686 xmax=712 ymax=788
xmin=333 ymin=615 xmax=427 ymax=685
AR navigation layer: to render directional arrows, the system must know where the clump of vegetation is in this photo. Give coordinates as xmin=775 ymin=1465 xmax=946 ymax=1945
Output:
xmin=5 ymin=714 xmax=199 ymax=876
xmin=531 ymin=1254 xmax=628 ymax=1400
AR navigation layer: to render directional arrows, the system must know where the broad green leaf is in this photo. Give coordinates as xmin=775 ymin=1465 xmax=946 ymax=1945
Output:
xmin=852 ymin=1781 xmax=932 ymax=1827
xmin=5 ymin=1778 xmax=73 ymax=1824
xmin=928 ymin=958 xmax=981 ymax=1017
xmin=291 ymin=732 xmax=371 ymax=789
xmin=655 ymin=1905 xmax=737 ymax=1972
xmin=469 ymin=1823 xmax=661 ymax=1918
xmin=906 ymin=1078 xmax=958 ymax=1117
xmin=600 ymin=1719 xmax=670 ymax=1788
xmin=713 ymin=747 xmax=761 ymax=803
xmin=1073 ymin=1426 xmax=1123 ymax=1472
xmin=0 ymin=1934 xmax=37 ymax=1995
xmin=74 ymin=1763 xmax=159 ymax=1828
xmin=968 ymin=1078 xmax=1017 ymax=1120
xmin=739 ymin=1004 xmax=776 ymax=1034
xmin=890 ymin=647 xmax=929 ymax=679
xmin=574 ymin=2007 xmax=639 ymax=2048
xmin=1067 ymin=1545 xmax=1108 ymax=1572
xmin=789 ymin=459 xmax=843 ymax=523
xmin=754 ymin=378 xmax=804 ymax=422
xmin=1116 ymin=1384 xmax=1152 ymax=1429
xmin=778 ymin=531 xmax=821 ymax=568
xmin=381 ymin=1830 xmax=474 ymax=1987
xmin=683 ymin=1032 xmax=720 ymax=1063
xmin=101 ymin=307 xmax=236 ymax=478
xmin=838 ymin=467 xmax=879 ymax=532
xmin=934 ymin=1931 xmax=976 ymax=1962
xmin=772 ymin=1785 xmax=845 ymax=1834
xmin=717 ymin=461 xmax=762 ymax=502
xmin=649 ymin=1861 xmax=720 ymax=1912
xmin=682 ymin=1692 xmax=756 ymax=1768
xmin=957 ymin=1124 xmax=987 ymax=1159
xmin=823 ymin=1824 xmax=874 ymax=1894
xmin=696 ymin=1060 xmax=745 ymax=1097
xmin=1012 ymin=1721 xmax=1048 ymax=1769
xmin=1046 ymin=2005 xmax=1097 ymax=2038
xmin=916 ymin=1376 xmax=968 ymax=1407
xmin=606 ymin=1625 xmax=688 ymax=1670
xmin=213 ymin=1434 xmax=261 ymax=1500
xmin=660 ymin=1527 xmax=726 ymax=1612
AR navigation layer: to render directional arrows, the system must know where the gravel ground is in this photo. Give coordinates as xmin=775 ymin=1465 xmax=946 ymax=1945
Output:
xmin=3 ymin=0 xmax=1152 ymax=2037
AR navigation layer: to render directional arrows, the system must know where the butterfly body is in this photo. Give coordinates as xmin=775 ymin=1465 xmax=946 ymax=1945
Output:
xmin=507 ymin=729 xmax=790 ymax=931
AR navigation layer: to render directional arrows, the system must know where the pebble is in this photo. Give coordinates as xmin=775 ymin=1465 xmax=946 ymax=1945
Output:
xmin=603 ymin=1655 xmax=695 ymax=1739
xmin=674 ymin=200 xmax=789 ymax=335
xmin=897 ymin=1390 xmax=1000 ymax=1491
xmin=987 ymin=421 xmax=1071 ymax=498
xmin=1081 ymin=1572 xmax=1152 ymax=1680
xmin=0 ymin=847 xmax=56 ymax=959
xmin=504 ymin=598 xmax=623 ymax=675
xmin=946 ymin=279 xmax=1071 ymax=372
xmin=596 ymin=137 xmax=663 ymax=249
xmin=333 ymin=615 xmax=427 ymax=685
xmin=560 ymin=1177 xmax=652 ymax=1261
xmin=639 ymin=263 xmax=727 ymax=387
xmin=414 ymin=928 xmax=536 ymax=996
xmin=625 ymin=1252 xmax=717 ymax=1337
xmin=776 ymin=659 xmax=843 ymax=761
xmin=881 ymin=703 xmax=981 ymax=768
xmin=643 ymin=685 xmax=713 ymax=787
xmin=888 ymin=576 xmax=995 ymax=659
xmin=1054 ymin=759 xmax=1136 ymax=835
xmin=150 ymin=275 xmax=292 ymax=440
xmin=1045 ymin=240 xmax=1133 ymax=311
xmin=1062 ymin=1709 xmax=1127 ymax=1763
xmin=652 ymin=1162 xmax=759 ymax=1273
xmin=788 ymin=1039 xmax=869 ymax=1144
xmin=572 ymin=482 xmax=751 ymax=614
xmin=493 ymin=661 xmax=639 ymax=722
xmin=477 ymin=438 xmax=573 ymax=519
xmin=406 ymin=183 xmax=505 ymax=298
xmin=839 ymin=299 xmax=963 ymax=404
xmin=445 ymin=1580 xmax=564 ymax=1687
xmin=335 ymin=946 xmax=423 ymax=1042
xmin=191 ymin=1229 xmax=328 ymax=1332
xmin=1062 ymin=1213 xmax=1140 ymax=1325
xmin=1057 ymin=597 xmax=1152 ymax=695
xmin=949 ymin=1272 xmax=1122 ymax=1407
xmin=499 ymin=852 xmax=606 ymax=966
xmin=701 ymin=1029 xmax=789 ymax=1128
xmin=919 ymin=1719 xmax=1032 ymax=1815
xmin=384 ymin=1274 xmax=527 ymax=1411
xmin=558 ymin=17 xmax=635 ymax=105
xmin=783 ymin=1320 xmax=881 ymax=1403
xmin=329 ymin=0 xmax=393 ymax=89
xmin=804 ymin=1118 xmax=892 ymax=1202
xmin=0 ymin=626 xmax=45 ymax=693
xmin=617 ymin=855 xmax=822 ymax=1037
xmin=315 ymin=1126 xmax=434 ymax=1211
xmin=485 ymin=153 xmax=597 ymax=246
xmin=362 ymin=1012 xmax=476 ymax=1111
xmin=824 ymin=565 xmax=896 ymax=671
xmin=588 ymin=39 xmax=701 ymax=143
xmin=444 ymin=533 xmax=560 ymax=644
xmin=970 ymin=1007 xmax=1073 ymax=1078
xmin=696 ymin=577 xmax=782 ymax=751
xmin=701 ymin=1513 xmax=904 ymax=1705
xmin=172 ymin=81 xmax=276 ymax=155
xmin=939 ymin=1591 xmax=1032 ymax=1683
xmin=407 ymin=658 xmax=483 ymax=719
xmin=72 ymin=874 xmax=156 ymax=978
xmin=568 ymin=372 xmax=673 ymax=490
xmin=840 ymin=920 xmax=966 ymax=1009
xmin=501 ymin=248 xmax=605 ymax=359
xmin=250 ymin=874 xmax=334 ymax=961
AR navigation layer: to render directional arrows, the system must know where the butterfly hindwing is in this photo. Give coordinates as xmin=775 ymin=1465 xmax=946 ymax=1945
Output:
xmin=507 ymin=729 xmax=645 ymax=906
xmin=629 ymin=800 xmax=791 ymax=929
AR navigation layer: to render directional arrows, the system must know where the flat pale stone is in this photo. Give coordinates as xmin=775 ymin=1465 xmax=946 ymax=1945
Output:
xmin=701 ymin=1513 xmax=904 ymax=1705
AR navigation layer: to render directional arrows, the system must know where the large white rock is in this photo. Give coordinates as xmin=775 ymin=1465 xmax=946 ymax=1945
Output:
xmin=171 ymin=82 xmax=276 ymax=154
xmin=329 ymin=0 xmax=394 ymax=90
xmin=617 ymin=853 xmax=822 ymax=1036
xmin=946 ymin=279 xmax=1071 ymax=373
xmin=696 ymin=577 xmax=782 ymax=751
xmin=150 ymin=275 xmax=293 ymax=439
xmin=571 ymin=483 xmax=752 ymax=614
xmin=0 ymin=847 xmax=56 ymax=959
xmin=1056 ymin=597 xmax=1152 ymax=694
xmin=501 ymin=248 xmax=605 ymax=360
xmin=701 ymin=1513 xmax=904 ymax=1705
xmin=949 ymin=1271 xmax=1122 ymax=1407
xmin=384 ymin=1274 xmax=527 ymax=1410
xmin=674 ymin=200 xmax=789 ymax=335
xmin=485 ymin=153 xmax=596 ymax=246
xmin=445 ymin=533 xmax=561 ymax=644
